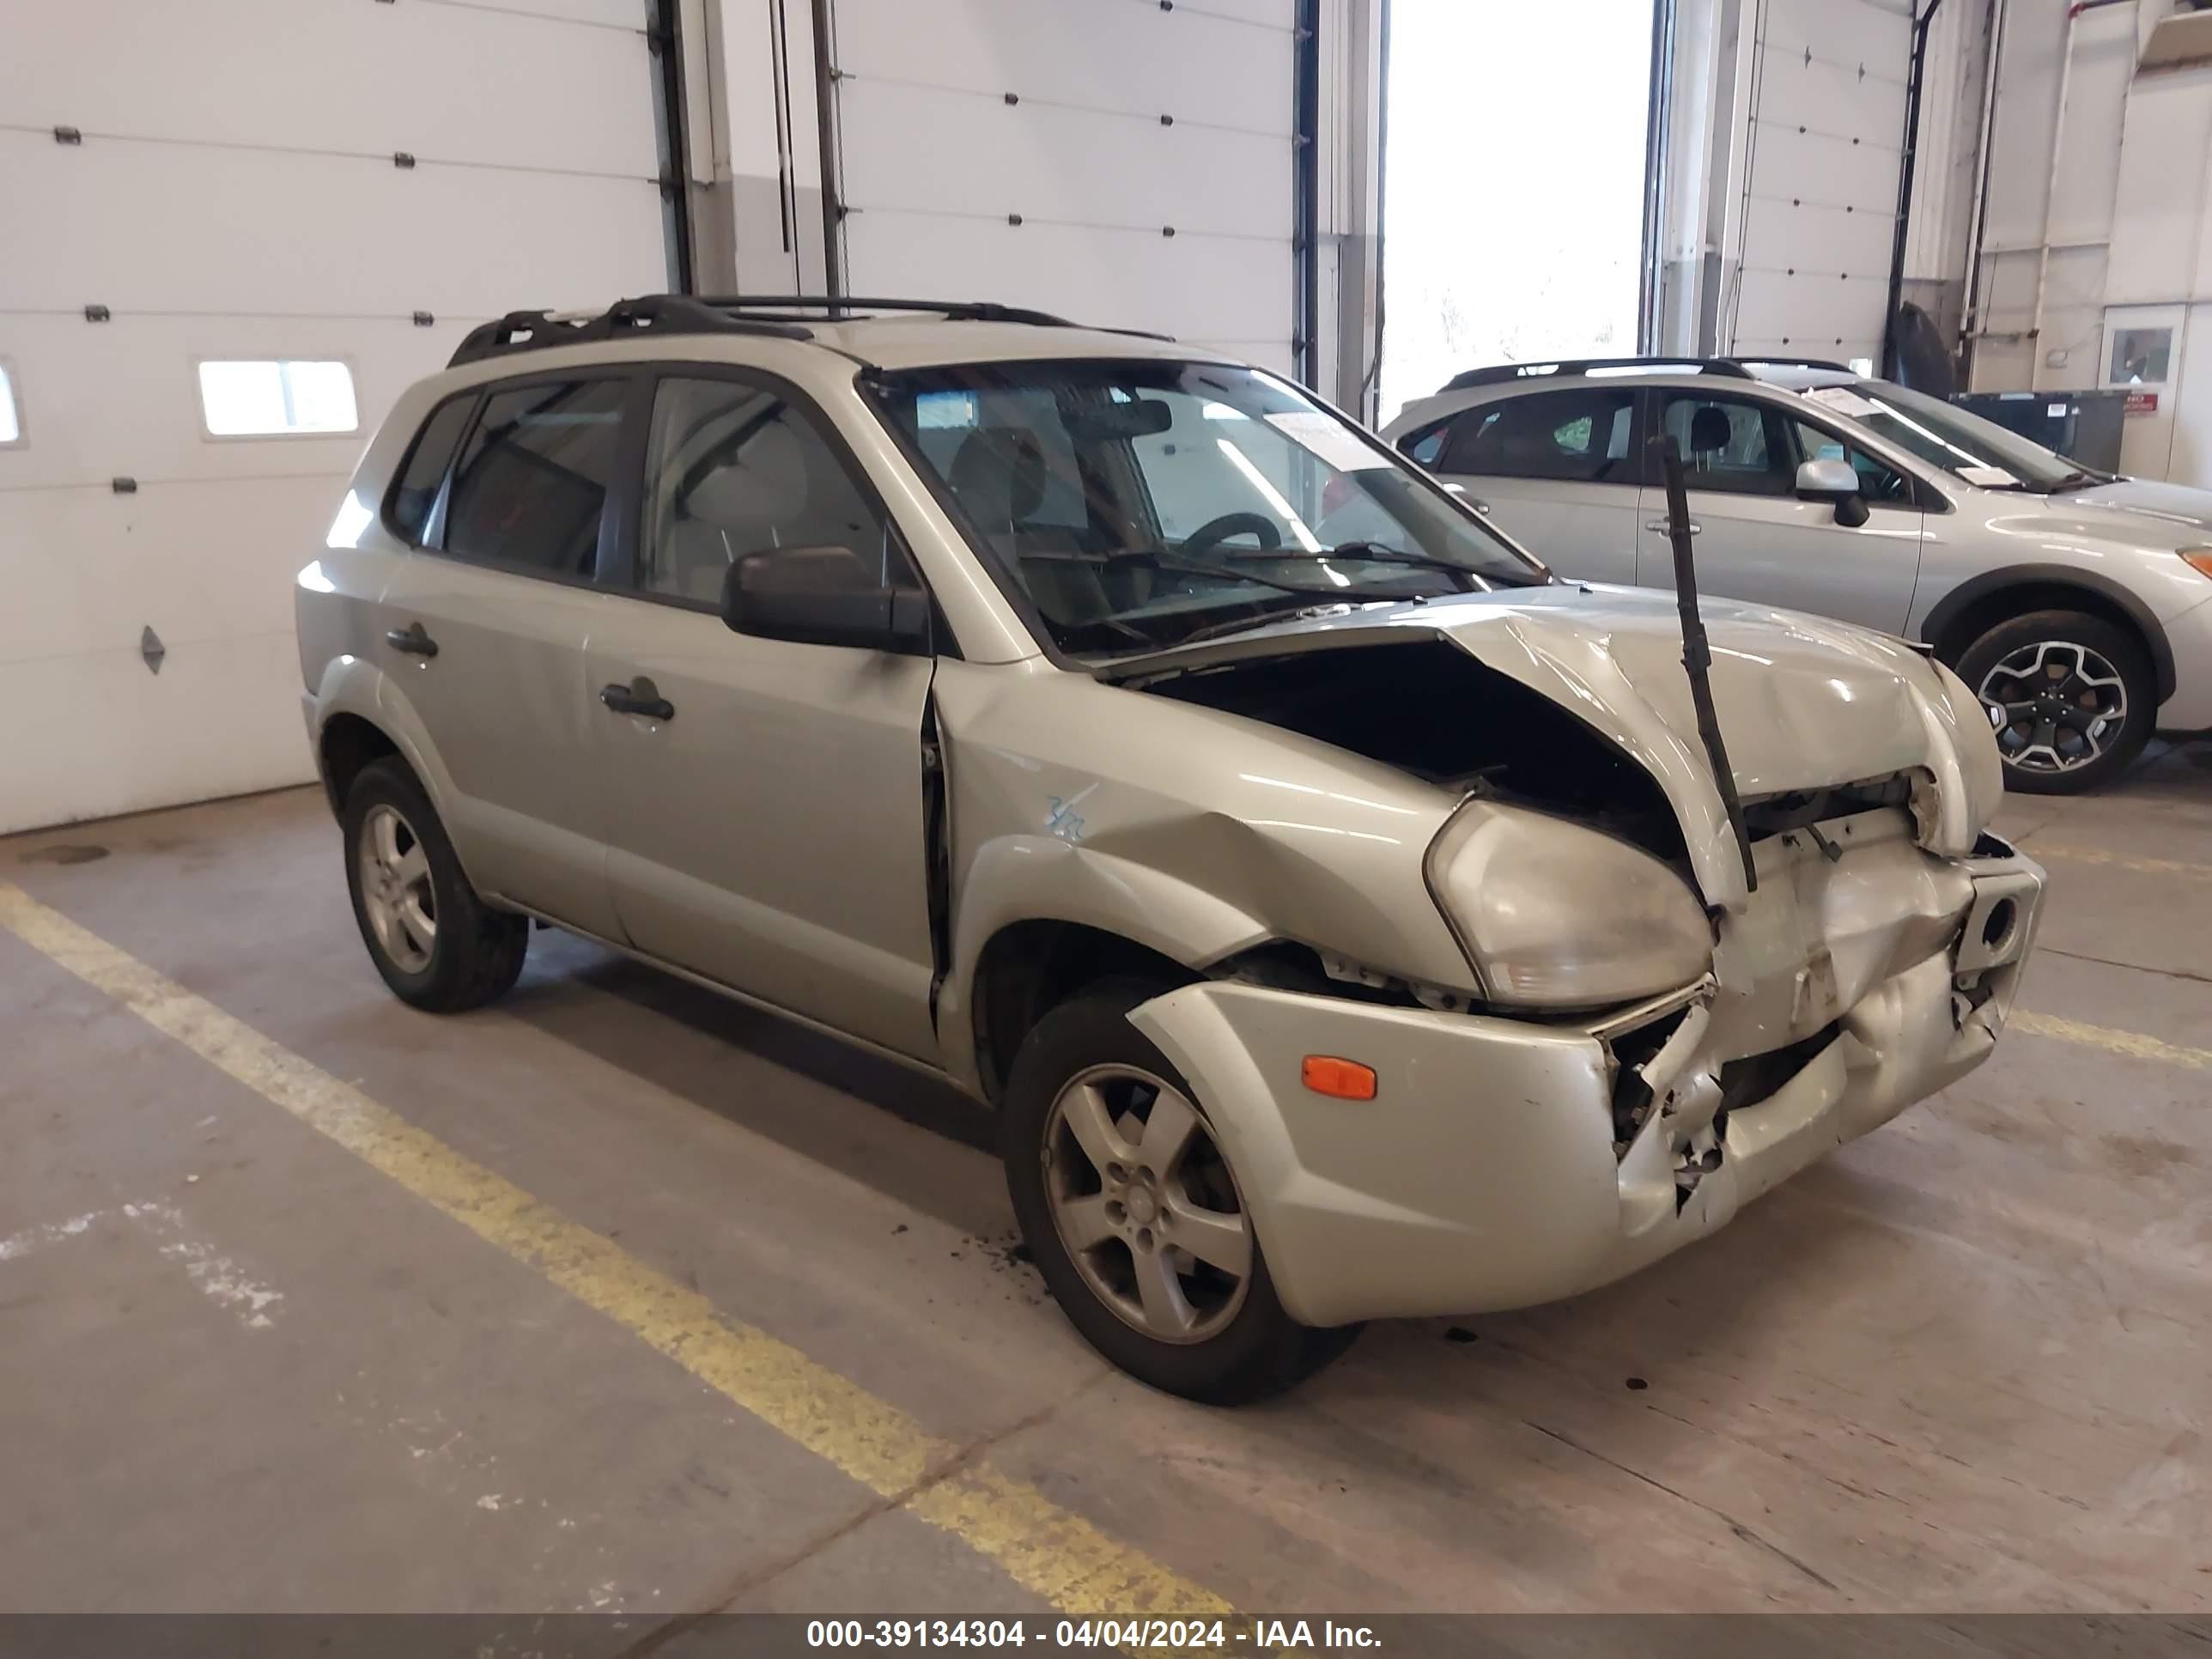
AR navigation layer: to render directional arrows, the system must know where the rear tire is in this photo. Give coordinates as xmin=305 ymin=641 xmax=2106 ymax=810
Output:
xmin=1000 ymin=979 xmax=1360 ymax=1404
xmin=342 ymin=757 xmax=528 ymax=1012
xmin=1953 ymin=609 xmax=2154 ymax=795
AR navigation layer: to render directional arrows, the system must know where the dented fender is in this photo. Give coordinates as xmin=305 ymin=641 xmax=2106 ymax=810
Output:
xmin=928 ymin=658 xmax=1480 ymax=1089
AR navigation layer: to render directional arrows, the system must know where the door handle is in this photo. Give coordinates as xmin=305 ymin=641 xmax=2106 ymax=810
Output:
xmin=1646 ymin=519 xmax=1700 ymax=536
xmin=386 ymin=623 xmax=439 ymax=657
xmin=599 ymin=680 xmax=675 ymax=721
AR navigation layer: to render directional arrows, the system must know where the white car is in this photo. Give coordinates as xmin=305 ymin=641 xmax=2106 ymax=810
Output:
xmin=1384 ymin=357 xmax=2212 ymax=793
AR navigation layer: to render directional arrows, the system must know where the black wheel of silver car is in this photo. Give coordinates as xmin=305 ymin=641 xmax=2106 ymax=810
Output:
xmin=1000 ymin=980 xmax=1359 ymax=1403
xmin=1954 ymin=610 xmax=2154 ymax=795
xmin=342 ymin=757 xmax=529 ymax=1012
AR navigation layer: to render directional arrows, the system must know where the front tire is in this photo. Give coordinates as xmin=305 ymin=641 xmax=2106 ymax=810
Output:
xmin=1000 ymin=980 xmax=1359 ymax=1404
xmin=342 ymin=757 xmax=528 ymax=1012
xmin=1954 ymin=609 xmax=2154 ymax=795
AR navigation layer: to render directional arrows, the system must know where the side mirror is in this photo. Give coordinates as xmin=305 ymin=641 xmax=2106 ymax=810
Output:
xmin=1795 ymin=458 xmax=1869 ymax=528
xmin=720 ymin=546 xmax=931 ymax=653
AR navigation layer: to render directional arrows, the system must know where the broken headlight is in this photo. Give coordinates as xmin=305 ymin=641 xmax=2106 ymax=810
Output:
xmin=1425 ymin=801 xmax=1713 ymax=1009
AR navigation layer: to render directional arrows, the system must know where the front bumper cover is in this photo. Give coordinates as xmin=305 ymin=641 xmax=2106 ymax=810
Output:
xmin=1130 ymin=817 xmax=2045 ymax=1328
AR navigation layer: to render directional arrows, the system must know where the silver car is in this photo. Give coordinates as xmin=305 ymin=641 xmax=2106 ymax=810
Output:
xmin=1383 ymin=358 xmax=2212 ymax=793
xmin=299 ymin=299 xmax=2045 ymax=1401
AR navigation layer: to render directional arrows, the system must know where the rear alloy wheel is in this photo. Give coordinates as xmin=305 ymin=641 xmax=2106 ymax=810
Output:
xmin=1955 ymin=610 xmax=2154 ymax=795
xmin=342 ymin=757 xmax=529 ymax=1011
xmin=1001 ymin=980 xmax=1360 ymax=1404
xmin=358 ymin=803 xmax=438 ymax=975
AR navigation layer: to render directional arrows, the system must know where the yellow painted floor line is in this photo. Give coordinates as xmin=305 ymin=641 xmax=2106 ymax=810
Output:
xmin=2013 ymin=1009 xmax=2211 ymax=1072
xmin=0 ymin=882 xmax=1231 ymax=1618
xmin=2028 ymin=844 xmax=2212 ymax=881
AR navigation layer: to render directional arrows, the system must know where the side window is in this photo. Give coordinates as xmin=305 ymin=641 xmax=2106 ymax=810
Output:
xmin=443 ymin=379 xmax=628 ymax=575
xmin=385 ymin=393 xmax=477 ymax=546
xmin=1790 ymin=419 xmax=1914 ymax=506
xmin=1656 ymin=393 xmax=1793 ymax=496
xmin=0 ymin=361 xmax=23 ymax=447
xmin=1437 ymin=388 xmax=1636 ymax=483
xmin=1402 ymin=422 xmax=1448 ymax=466
xmin=638 ymin=374 xmax=905 ymax=606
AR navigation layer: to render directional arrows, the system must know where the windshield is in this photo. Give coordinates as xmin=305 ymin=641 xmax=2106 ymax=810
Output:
xmin=1803 ymin=379 xmax=2090 ymax=489
xmin=863 ymin=358 xmax=1548 ymax=656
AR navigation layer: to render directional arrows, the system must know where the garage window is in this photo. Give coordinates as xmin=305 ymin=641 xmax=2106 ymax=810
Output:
xmin=0 ymin=362 xmax=21 ymax=447
xmin=197 ymin=359 xmax=359 ymax=437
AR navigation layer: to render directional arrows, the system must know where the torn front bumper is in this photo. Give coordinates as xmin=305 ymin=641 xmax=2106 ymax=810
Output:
xmin=1129 ymin=814 xmax=2044 ymax=1328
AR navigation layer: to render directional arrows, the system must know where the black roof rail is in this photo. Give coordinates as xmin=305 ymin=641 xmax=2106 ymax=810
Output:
xmin=695 ymin=294 xmax=1175 ymax=340
xmin=447 ymin=295 xmax=811 ymax=368
xmin=690 ymin=294 xmax=1084 ymax=326
xmin=1723 ymin=356 xmax=1856 ymax=374
xmin=447 ymin=294 xmax=1182 ymax=369
xmin=1439 ymin=356 xmax=1759 ymax=392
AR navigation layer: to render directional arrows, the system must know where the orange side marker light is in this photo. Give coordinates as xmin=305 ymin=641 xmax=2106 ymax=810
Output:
xmin=1301 ymin=1055 xmax=1378 ymax=1100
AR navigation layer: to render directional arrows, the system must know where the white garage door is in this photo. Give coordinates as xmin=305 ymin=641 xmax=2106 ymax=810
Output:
xmin=1723 ymin=0 xmax=1911 ymax=368
xmin=823 ymin=0 xmax=1301 ymax=375
xmin=0 ymin=0 xmax=671 ymax=835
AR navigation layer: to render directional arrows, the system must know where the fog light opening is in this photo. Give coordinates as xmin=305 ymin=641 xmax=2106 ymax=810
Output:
xmin=1981 ymin=897 xmax=2018 ymax=954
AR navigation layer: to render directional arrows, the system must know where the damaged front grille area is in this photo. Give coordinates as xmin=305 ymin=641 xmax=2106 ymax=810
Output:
xmin=1741 ymin=775 xmax=1915 ymax=842
xmin=1716 ymin=1023 xmax=1842 ymax=1115
xmin=1607 ymin=1012 xmax=1844 ymax=1212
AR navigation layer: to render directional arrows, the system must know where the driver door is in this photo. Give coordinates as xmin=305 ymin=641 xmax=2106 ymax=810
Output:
xmin=1634 ymin=390 xmax=1926 ymax=633
xmin=585 ymin=369 xmax=939 ymax=1060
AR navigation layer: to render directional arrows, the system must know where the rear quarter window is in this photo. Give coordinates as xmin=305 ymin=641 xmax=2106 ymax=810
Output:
xmin=1435 ymin=387 xmax=1636 ymax=483
xmin=385 ymin=393 xmax=478 ymax=546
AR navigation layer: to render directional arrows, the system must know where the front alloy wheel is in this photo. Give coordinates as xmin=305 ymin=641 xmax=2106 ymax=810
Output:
xmin=1042 ymin=1065 xmax=1254 ymax=1344
xmin=1000 ymin=981 xmax=1360 ymax=1404
xmin=1954 ymin=609 xmax=2154 ymax=794
xmin=1976 ymin=639 xmax=2128 ymax=778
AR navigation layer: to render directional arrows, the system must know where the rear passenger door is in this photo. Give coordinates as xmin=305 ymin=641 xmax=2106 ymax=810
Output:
xmin=374 ymin=374 xmax=632 ymax=937
xmin=1634 ymin=389 xmax=1925 ymax=632
xmin=585 ymin=368 xmax=940 ymax=1060
xmin=1406 ymin=386 xmax=1641 ymax=581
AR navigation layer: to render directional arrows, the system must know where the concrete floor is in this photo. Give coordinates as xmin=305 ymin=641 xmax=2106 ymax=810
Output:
xmin=3 ymin=742 xmax=2208 ymax=1618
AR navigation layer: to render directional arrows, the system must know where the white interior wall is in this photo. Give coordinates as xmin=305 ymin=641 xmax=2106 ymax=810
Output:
xmin=822 ymin=0 xmax=1302 ymax=374
xmin=1659 ymin=0 xmax=1960 ymax=368
xmin=1723 ymin=0 xmax=1913 ymax=366
xmin=699 ymin=0 xmax=1308 ymax=375
xmin=1971 ymin=0 xmax=2137 ymax=392
xmin=1965 ymin=0 xmax=2212 ymax=480
xmin=0 ymin=0 xmax=671 ymax=836
xmin=1901 ymin=0 xmax=1994 ymax=333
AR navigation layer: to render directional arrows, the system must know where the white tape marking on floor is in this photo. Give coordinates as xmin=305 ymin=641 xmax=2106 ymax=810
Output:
xmin=0 ymin=1200 xmax=284 ymax=1329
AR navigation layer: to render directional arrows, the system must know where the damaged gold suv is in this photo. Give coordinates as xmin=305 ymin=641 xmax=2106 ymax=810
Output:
xmin=298 ymin=296 xmax=2045 ymax=1402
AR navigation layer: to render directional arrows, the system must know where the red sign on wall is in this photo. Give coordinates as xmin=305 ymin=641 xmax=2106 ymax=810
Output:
xmin=2124 ymin=391 xmax=2160 ymax=416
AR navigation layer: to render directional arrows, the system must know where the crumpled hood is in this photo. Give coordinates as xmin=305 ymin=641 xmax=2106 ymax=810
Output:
xmin=1108 ymin=584 xmax=2002 ymax=911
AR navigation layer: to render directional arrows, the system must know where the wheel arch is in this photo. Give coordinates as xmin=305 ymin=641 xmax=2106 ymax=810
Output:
xmin=964 ymin=918 xmax=1203 ymax=1105
xmin=1920 ymin=566 xmax=2176 ymax=705
xmin=318 ymin=712 xmax=405 ymax=815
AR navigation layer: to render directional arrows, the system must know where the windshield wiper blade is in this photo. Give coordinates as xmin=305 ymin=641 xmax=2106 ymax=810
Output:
xmin=1318 ymin=541 xmax=1482 ymax=576
xmin=1170 ymin=601 xmax=1372 ymax=646
xmin=1219 ymin=542 xmax=1491 ymax=589
xmin=1105 ymin=549 xmax=1423 ymax=601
